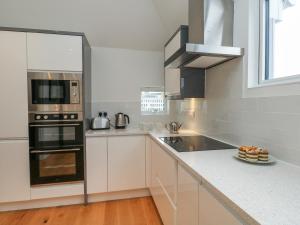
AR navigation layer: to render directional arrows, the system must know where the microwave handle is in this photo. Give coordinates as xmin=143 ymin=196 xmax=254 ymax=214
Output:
xmin=29 ymin=124 xmax=81 ymax=127
xmin=30 ymin=148 xmax=81 ymax=154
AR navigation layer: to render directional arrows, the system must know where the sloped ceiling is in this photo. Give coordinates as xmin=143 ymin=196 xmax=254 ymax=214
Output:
xmin=152 ymin=0 xmax=188 ymax=38
xmin=0 ymin=0 xmax=188 ymax=51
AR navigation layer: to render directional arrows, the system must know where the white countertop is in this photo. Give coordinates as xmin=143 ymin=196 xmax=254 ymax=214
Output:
xmin=149 ymin=131 xmax=300 ymax=225
xmin=86 ymin=127 xmax=148 ymax=137
xmin=85 ymin=127 xmax=198 ymax=137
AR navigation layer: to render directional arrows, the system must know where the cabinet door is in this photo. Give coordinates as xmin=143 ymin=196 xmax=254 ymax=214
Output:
xmin=146 ymin=136 xmax=151 ymax=187
xmin=199 ymin=184 xmax=242 ymax=225
xmin=86 ymin=137 xmax=108 ymax=194
xmin=177 ymin=164 xmax=198 ymax=225
xmin=151 ymin=140 xmax=177 ymax=204
xmin=0 ymin=31 xmax=28 ymax=139
xmin=27 ymin=33 xmax=82 ymax=71
xmin=108 ymin=136 xmax=146 ymax=191
xmin=165 ymin=68 xmax=181 ymax=96
xmin=150 ymin=140 xmax=176 ymax=225
xmin=0 ymin=140 xmax=30 ymax=203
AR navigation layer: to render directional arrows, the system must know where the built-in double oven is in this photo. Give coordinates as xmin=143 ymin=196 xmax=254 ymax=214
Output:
xmin=28 ymin=72 xmax=84 ymax=186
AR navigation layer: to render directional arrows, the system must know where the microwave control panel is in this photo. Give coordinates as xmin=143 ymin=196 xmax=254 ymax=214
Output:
xmin=70 ymin=81 xmax=80 ymax=104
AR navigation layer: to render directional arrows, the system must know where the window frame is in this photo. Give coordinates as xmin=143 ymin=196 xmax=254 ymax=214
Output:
xmin=259 ymin=0 xmax=300 ymax=86
xmin=140 ymin=87 xmax=168 ymax=116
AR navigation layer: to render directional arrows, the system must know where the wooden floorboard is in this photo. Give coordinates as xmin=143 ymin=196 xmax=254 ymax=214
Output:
xmin=0 ymin=197 xmax=163 ymax=225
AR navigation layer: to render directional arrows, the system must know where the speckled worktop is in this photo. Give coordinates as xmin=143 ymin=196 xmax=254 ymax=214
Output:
xmin=86 ymin=128 xmax=300 ymax=225
xmin=85 ymin=127 xmax=149 ymax=137
xmin=85 ymin=127 xmax=197 ymax=137
xmin=149 ymin=131 xmax=300 ymax=225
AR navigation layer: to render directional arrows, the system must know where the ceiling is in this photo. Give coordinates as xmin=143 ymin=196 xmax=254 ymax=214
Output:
xmin=0 ymin=0 xmax=188 ymax=51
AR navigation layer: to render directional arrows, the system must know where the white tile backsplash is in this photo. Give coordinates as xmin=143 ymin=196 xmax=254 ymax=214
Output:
xmin=92 ymin=101 xmax=176 ymax=130
xmin=173 ymin=95 xmax=300 ymax=166
xmin=166 ymin=49 xmax=300 ymax=166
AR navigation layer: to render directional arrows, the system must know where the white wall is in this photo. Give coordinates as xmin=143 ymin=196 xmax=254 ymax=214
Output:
xmin=92 ymin=47 xmax=164 ymax=102
xmin=91 ymin=47 xmax=174 ymax=128
xmin=173 ymin=0 xmax=300 ymax=166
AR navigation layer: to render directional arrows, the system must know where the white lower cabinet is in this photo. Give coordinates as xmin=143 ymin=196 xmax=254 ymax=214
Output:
xmin=150 ymin=139 xmax=243 ymax=225
xmin=86 ymin=137 xmax=108 ymax=194
xmin=199 ymin=184 xmax=242 ymax=225
xmin=146 ymin=136 xmax=152 ymax=188
xmin=152 ymin=177 xmax=176 ymax=225
xmin=150 ymin=139 xmax=177 ymax=225
xmin=151 ymin=140 xmax=177 ymax=203
xmin=177 ymin=164 xmax=199 ymax=225
xmin=108 ymin=136 xmax=146 ymax=192
xmin=0 ymin=140 xmax=30 ymax=203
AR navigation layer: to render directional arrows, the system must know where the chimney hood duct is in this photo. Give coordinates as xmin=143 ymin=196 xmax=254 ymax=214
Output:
xmin=164 ymin=0 xmax=244 ymax=69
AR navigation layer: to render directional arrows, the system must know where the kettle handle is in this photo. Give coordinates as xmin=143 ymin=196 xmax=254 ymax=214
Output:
xmin=125 ymin=114 xmax=130 ymax=124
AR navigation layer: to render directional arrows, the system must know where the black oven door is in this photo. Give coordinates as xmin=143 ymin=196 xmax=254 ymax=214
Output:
xmin=31 ymin=79 xmax=71 ymax=104
xmin=30 ymin=147 xmax=84 ymax=185
xmin=29 ymin=122 xmax=83 ymax=149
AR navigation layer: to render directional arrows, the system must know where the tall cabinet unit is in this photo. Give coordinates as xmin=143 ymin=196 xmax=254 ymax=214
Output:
xmin=0 ymin=31 xmax=30 ymax=203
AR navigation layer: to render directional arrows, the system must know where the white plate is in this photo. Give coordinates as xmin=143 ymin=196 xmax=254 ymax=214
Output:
xmin=234 ymin=154 xmax=276 ymax=165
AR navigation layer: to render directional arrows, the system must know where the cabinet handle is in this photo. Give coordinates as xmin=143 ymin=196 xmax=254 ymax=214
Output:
xmin=30 ymin=148 xmax=81 ymax=154
xmin=180 ymin=77 xmax=184 ymax=89
xmin=29 ymin=124 xmax=81 ymax=127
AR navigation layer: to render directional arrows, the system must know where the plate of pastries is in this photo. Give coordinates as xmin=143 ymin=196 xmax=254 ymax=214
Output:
xmin=234 ymin=146 xmax=276 ymax=164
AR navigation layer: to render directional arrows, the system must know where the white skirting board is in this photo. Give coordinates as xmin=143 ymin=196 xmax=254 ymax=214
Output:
xmin=0 ymin=188 xmax=150 ymax=212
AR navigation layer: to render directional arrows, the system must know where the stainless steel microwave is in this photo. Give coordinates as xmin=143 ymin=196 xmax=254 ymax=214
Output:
xmin=28 ymin=72 xmax=82 ymax=112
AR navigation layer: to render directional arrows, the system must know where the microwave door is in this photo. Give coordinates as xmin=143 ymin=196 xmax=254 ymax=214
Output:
xmin=31 ymin=80 xmax=70 ymax=105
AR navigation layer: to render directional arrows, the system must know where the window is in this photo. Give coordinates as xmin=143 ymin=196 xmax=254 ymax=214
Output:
xmin=262 ymin=0 xmax=300 ymax=82
xmin=141 ymin=87 xmax=167 ymax=115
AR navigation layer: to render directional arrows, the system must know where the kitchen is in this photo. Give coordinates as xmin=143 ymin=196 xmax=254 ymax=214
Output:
xmin=1 ymin=0 xmax=300 ymax=225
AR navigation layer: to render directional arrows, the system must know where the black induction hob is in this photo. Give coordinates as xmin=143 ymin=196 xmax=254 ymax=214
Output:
xmin=160 ymin=135 xmax=236 ymax=152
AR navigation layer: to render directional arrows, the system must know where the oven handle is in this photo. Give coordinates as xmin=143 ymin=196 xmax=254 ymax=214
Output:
xmin=29 ymin=124 xmax=81 ymax=127
xmin=30 ymin=148 xmax=81 ymax=154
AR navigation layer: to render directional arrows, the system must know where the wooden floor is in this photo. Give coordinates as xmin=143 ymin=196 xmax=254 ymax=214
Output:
xmin=0 ymin=197 xmax=163 ymax=225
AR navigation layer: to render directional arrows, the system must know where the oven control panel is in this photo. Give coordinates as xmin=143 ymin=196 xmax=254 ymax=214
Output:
xmin=70 ymin=81 xmax=80 ymax=104
xmin=29 ymin=112 xmax=83 ymax=123
xmin=34 ymin=113 xmax=78 ymax=121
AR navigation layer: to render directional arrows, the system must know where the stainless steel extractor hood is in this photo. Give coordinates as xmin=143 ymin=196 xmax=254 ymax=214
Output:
xmin=164 ymin=0 xmax=244 ymax=69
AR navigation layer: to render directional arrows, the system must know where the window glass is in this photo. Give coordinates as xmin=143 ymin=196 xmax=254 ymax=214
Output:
xmin=141 ymin=87 xmax=167 ymax=115
xmin=265 ymin=0 xmax=300 ymax=80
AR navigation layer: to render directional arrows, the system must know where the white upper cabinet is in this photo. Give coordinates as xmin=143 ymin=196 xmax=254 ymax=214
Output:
xmin=27 ymin=33 xmax=82 ymax=71
xmin=108 ymin=136 xmax=146 ymax=192
xmin=86 ymin=137 xmax=108 ymax=194
xmin=0 ymin=140 xmax=30 ymax=203
xmin=199 ymin=184 xmax=242 ymax=225
xmin=177 ymin=164 xmax=199 ymax=225
xmin=0 ymin=31 xmax=28 ymax=139
xmin=165 ymin=68 xmax=181 ymax=97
